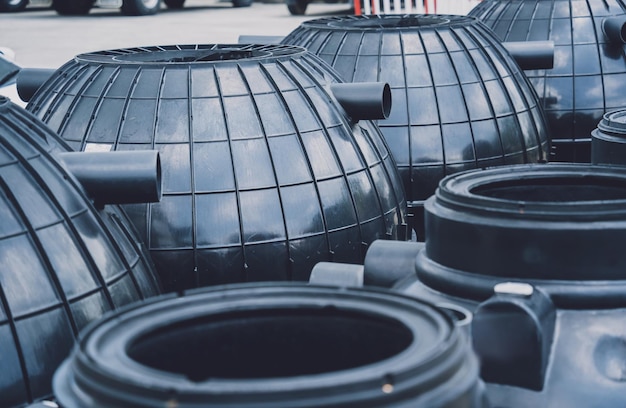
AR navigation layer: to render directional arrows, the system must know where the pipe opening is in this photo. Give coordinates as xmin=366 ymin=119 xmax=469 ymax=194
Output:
xmin=113 ymin=49 xmax=273 ymax=63
xmin=471 ymin=177 xmax=626 ymax=202
xmin=127 ymin=307 xmax=413 ymax=381
xmin=603 ymin=17 xmax=626 ymax=44
xmin=331 ymin=16 xmax=451 ymax=29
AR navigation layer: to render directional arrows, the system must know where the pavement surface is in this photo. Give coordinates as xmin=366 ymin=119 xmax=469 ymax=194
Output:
xmin=0 ymin=0 xmax=353 ymax=69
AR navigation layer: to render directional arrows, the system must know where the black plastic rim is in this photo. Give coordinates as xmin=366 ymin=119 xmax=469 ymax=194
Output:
xmin=304 ymin=14 xmax=475 ymax=31
xmin=434 ymin=163 xmax=626 ymax=220
xmin=54 ymin=284 xmax=479 ymax=407
xmin=594 ymin=110 xmax=626 ymax=138
xmin=418 ymin=163 xmax=626 ymax=308
xmin=75 ymin=44 xmax=308 ymax=65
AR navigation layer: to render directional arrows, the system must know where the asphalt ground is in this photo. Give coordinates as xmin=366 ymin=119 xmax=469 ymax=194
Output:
xmin=0 ymin=0 xmax=353 ymax=69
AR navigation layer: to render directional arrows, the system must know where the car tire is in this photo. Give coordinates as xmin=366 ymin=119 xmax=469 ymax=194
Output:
xmin=121 ymin=0 xmax=160 ymax=15
xmin=0 ymin=0 xmax=28 ymax=12
xmin=163 ymin=0 xmax=184 ymax=8
xmin=232 ymin=0 xmax=252 ymax=7
xmin=287 ymin=0 xmax=307 ymax=14
xmin=52 ymin=0 xmax=92 ymax=14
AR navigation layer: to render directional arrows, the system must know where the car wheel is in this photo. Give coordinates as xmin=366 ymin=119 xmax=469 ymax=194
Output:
xmin=286 ymin=0 xmax=307 ymax=15
xmin=121 ymin=0 xmax=160 ymax=15
xmin=232 ymin=0 xmax=251 ymax=7
xmin=0 ymin=0 xmax=28 ymax=12
xmin=163 ymin=0 xmax=184 ymax=8
xmin=52 ymin=0 xmax=92 ymax=14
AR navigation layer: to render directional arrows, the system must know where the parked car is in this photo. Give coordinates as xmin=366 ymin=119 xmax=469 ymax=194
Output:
xmin=0 ymin=0 xmax=251 ymax=16
xmin=285 ymin=0 xmax=348 ymax=15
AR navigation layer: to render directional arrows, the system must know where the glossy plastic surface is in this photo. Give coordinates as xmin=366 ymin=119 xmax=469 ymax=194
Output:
xmin=469 ymin=0 xmax=626 ymax=163
xmin=282 ymin=14 xmax=550 ymax=238
xmin=0 ymin=96 xmax=161 ymax=407
xmin=54 ymin=284 xmax=485 ymax=408
xmin=379 ymin=163 xmax=626 ymax=407
xmin=26 ymin=44 xmax=408 ymax=292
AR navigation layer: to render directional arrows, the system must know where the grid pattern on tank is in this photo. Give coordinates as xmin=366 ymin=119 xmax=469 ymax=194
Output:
xmin=281 ymin=15 xmax=550 ymax=237
xmin=26 ymin=44 xmax=407 ymax=292
xmin=0 ymin=99 xmax=160 ymax=407
xmin=470 ymin=0 xmax=626 ymax=162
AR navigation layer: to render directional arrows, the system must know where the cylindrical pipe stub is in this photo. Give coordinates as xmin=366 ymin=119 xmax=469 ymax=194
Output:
xmin=363 ymin=240 xmax=424 ymax=288
xmin=330 ymin=82 xmax=391 ymax=122
xmin=16 ymin=68 xmax=56 ymax=102
xmin=603 ymin=17 xmax=626 ymax=44
xmin=503 ymin=41 xmax=555 ymax=70
xmin=58 ymin=150 xmax=162 ymax=207
xmin=592 ymin=109 xmax=626 ymax=166
xmin=309 ymin=262 xmax=364 ymax=288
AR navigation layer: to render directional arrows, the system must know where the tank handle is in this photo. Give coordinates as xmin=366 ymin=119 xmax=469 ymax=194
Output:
xmin=472 ymin=282 xmax=556 ymax=391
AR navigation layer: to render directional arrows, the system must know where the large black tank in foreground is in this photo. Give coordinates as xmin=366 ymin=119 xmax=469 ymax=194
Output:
xmin=0 ymin=96 xmax=161 ymax=407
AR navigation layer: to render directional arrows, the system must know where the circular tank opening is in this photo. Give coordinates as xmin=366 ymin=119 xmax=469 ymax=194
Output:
xmin=112 ymin=49 xmax=273 ymax=63
xmin=331 ymin=15 xmax=451 ymax=29
xmin=127 ymin=307 xmax=413 ymax=381
xmin=470 ymin=176 xmax=626 ymax=202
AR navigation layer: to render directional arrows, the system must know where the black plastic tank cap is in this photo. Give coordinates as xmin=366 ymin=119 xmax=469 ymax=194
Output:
xmin=58 ymin=150 xmax=162 ymax=208
xmin=330 ymin=82 xmax=391 ymax=123
xmin=603 ymin=17 xmax=626 ymax=44
xmin=503 ymin=41 xmax=555 ymax=70
xmin=472 ymin=282 xmax=556 ymax=391
xmin=16 ymin=68 xmax=55 ymax=102
xmin=363 ymin=240 xmax=424 ymax=288
xmin=309 ymin=262 xmax=365 ymax=287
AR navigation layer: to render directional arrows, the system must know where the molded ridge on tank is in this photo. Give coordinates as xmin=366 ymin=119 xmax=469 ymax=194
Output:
xmin=53 ymin=283 xmax=486 ymax=408
xmin=281 ymin=14 xmax=551 ymax=239
xmin=25 ymin=44 xmax=408 ymax=292
xmin=469 ymin=0 xmax=626 ymax=163
xmin=0 ymin=96 xmax=161 ymax=408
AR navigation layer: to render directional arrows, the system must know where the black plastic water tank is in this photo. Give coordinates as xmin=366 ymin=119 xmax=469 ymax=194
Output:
xmin=0 ymin=96 xmax=161 ymax=407
xmin=367 ymin=163 xmax=626 ymax=406
xmin=281 ymin=14 xmax=551 ymax=238
xmin=25 ymin=44 xmax=408 ymax=292
xmin=469 ymin=0 xmax=626 ymax=163
xmin=53 ymin=283 xmax=486 ymax=408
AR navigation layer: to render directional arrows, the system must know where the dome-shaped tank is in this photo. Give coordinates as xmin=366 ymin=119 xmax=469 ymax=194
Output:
xmin=469 ymin=0 xmax=626 ymax=163
xmin=342 ymin=163 xmax=626 ymax=406
xmin=25 ymin=44 xmax=407 ymax=292
xmin=53 ymin=283 xmax=486 ymax=408
xmin=0 ymin=96 xmax=161 ymax=407
xmin=281 ymin=14 xmax=550 ymax=238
